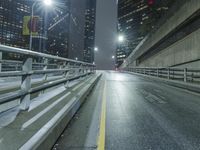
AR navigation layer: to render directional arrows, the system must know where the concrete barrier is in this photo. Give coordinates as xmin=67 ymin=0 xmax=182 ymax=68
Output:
xmin=19 ymin=74 xmax=101 ymax=150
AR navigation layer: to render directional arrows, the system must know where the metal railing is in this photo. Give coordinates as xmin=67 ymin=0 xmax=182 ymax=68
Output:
xmin=124 ymin=67 xmax=200 ymax=84
xmin=0 ymin=44 xmax=96 ymax=111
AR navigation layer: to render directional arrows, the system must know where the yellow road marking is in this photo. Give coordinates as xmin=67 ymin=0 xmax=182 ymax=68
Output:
xmin=97 ymin=81 xmax=107 ymax=150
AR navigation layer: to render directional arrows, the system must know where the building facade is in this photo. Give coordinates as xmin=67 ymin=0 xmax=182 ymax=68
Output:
xmin=0 ymin=0 xmax=96 ymax=62
xmin=83 ymin=0 xmax=96 ymax=63
xmin=46 ymin=0 xmax=71 ymax=58
xmin=0 ymin=0 xmax=49 ymax=55
xmin=0 ymin=0 xmax=30 ymax=50
xmin=116 ymin=0 xmax=174 ymax=67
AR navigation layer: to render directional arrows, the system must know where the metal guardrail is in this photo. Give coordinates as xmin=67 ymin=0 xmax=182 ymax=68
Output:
xmin=124 ymin=67 xmax=200 ymax=84
xmin=0 ymin=44 xmax=96 ymax=111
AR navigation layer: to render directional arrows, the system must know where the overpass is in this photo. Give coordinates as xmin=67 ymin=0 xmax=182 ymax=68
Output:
xmin=1 ymin=1 xmax=200 ymax=148
xmin=121 ymin=0 xmax=200 ymax=68
xmin=1 ymin=44 xmax=200 ymax=150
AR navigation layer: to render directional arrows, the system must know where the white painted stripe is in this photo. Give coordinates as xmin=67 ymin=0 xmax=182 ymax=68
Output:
xmin=29 ymin=86 xmax=66 ymax=111
xmin=19 ymin=97 xmax=77 ymax=150
xmin=77 ymin=85 xmax=90 ymax=97
xmin=0 ymin=138 xmax=3 ymax=143
xmin=72 ymin=82 xmax=85 ymax=91
xmin=21 ymin=92 xmax=71 ymax=130
xmin=72 ymin=77 xmax=91 ymax=91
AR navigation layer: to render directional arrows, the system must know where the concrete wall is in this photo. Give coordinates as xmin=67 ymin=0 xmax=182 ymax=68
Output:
xmin=138 ymin=28 xmax=200 ymax=68
xmin=122 ymin=0 xmax=200 ymax=68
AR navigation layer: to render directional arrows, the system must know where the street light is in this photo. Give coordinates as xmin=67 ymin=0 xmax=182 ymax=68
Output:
xmin=29 ymin=0 xmax=53 ymax=50
xmin=43 ymin=0 xmax=53 ymax=6
xmin=118 ymin=34 xmax=125 ymax=43
xmin=112 ymin=55 xmax=115 ymax=59
xmin=94 ymin=47 xmax=98 ymax=52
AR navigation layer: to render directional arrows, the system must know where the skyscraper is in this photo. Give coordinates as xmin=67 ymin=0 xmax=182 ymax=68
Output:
xmin=0 ymin=0 xmax=48 ymax=53
xmin=0 ymin=0 xmax=30 ymax=49
xmin=67 ymin=0 xmax=87 ymax=61
xmin=47 ymin=0 xmax=71 ymax=58
xmin=116 ymin=0 xmax=174 ymax=67
xmin=83 ymin=0 xmax=97 ymax=63
xmin=0 ymin=0 xmax=96 ymax=62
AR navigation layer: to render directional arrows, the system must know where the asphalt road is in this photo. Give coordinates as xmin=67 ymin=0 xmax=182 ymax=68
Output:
xmin=54 ymin=71 xmax=200 ymax=150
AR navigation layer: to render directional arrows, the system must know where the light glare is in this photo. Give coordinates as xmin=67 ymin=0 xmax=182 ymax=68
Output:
xmin=43 ymin=0 xmax=53 ymax=6
xmin=118 ymin=35 xmax=125 ymax=42
xmin=94 ymin=47 xmax=98 ymax=52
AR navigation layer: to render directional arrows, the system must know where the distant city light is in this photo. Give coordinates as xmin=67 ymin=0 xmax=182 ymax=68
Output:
xmin=94 ymin=47 xmax=98 ymax=52
xmin=75 ymin=57 xmax=78 ymax=60
xmin=93 ymin=62 xmax=95 ymax=65
xmin=43 ymin=0 xmax=53 ymax=6
xmin=118 ymin=35 xmax=125 ymax=43
xmin=112 ymin=55 xmax=115 ymax=59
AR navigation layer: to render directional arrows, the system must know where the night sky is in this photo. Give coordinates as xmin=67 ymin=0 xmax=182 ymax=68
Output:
xmin=95 ymin=0 xmax=117 ymax=70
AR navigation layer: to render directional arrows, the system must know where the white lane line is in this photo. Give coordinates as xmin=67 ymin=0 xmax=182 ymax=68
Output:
xmin=29 ymin=86 xmax=66 ymax=111
xmin=21 ymin=92 xmax=71 ymax=130
xmin=72 ymin=77 xmax=91 ymax=91
xmin=72 ymin=82 xmax=85 ymax=91
xmin=0 ymin=138 xmax=3 ymax=143
xmin=19 ymin=97 xmax=77 ymax=150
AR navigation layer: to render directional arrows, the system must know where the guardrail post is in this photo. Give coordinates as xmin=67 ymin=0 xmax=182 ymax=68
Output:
xmin=167 ymin=68 xmax=170 ymax=79
xmin=79 ymin=64 xmax=83 ymax=76
xmin=42 ymin=58 xmax=48 ymax=81
xmin=0 ymin=52 xmax=2 ymax=72
xmin=20 ymin=57 xmax=32 ymax=110
xmin=184 ymin=68 xmax=187 ymax=82
xmin=64 ymin=62 xmax=70 ymax=88
xmin=157 ymin=69 xmax=159 ymax=77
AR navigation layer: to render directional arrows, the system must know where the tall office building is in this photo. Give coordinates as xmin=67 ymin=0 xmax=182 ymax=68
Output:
xmin=116 ymin=0 xmax=174 ymax=67
xmin=47 ymin=0 xmax=89 ymax=61
xmin=47 ymin=0 xmax=71 ymax=58
xmin=0 ymin=0 xmax=95 ymax=62
xmin=83 ymin=0 xmax=96 ymax=63
xmin=67 ymin=0 xmax=86 ymax=61
xmin=0 ymin=0 xmax=48 ymax=54
xmin=0 ymin=0 xmax=30 ymax=49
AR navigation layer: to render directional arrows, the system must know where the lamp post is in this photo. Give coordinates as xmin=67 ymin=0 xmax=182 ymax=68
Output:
xmin=29 ymin=0 xmax=53 ymax=50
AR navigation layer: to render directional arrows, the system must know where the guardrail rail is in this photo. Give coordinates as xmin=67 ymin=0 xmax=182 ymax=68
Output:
xmin=0 ymin=44 xmax=96 ymax=111
xmin=124 ymin=67 xmax=200 ymax=84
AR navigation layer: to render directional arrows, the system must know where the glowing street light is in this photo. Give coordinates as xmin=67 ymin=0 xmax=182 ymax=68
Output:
xmin=94 ymin=47 xmax=98 ymax=52
xmin=43 ymin=0 xmax=53 ymax=6
xmin=112 ymin=55 xmax=115 ymax=59
xmin=118 ymin=34 xmax=125 ymax=43
xmin=29 ymin=0 xmax=53 ymax=50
